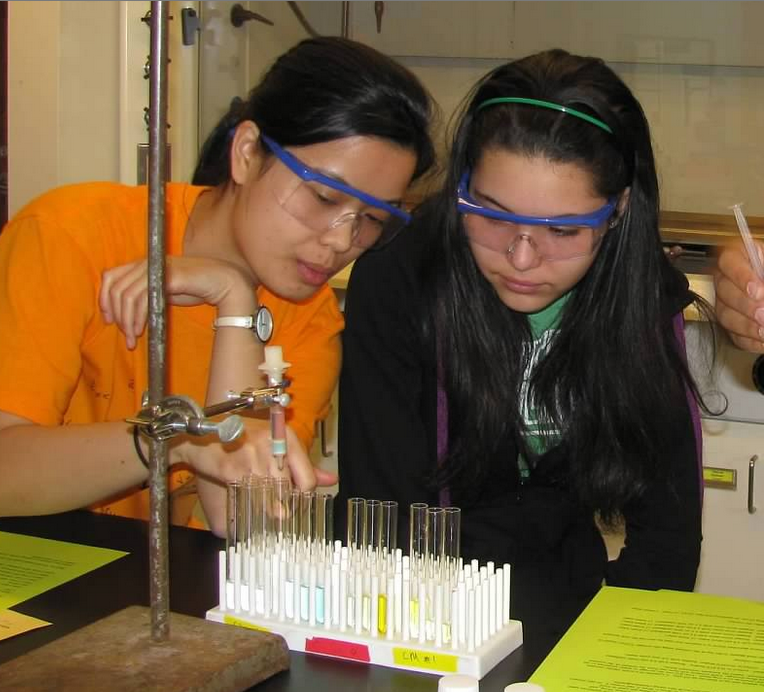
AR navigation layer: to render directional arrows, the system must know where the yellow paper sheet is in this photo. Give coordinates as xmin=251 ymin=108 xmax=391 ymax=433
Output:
xmin=530 ymin=586 xmax=764 ymax=691
xmin=0 ymin=609 xmax=51 ymax=641
xmin=0 ymin=531 xmax=127 ymax=609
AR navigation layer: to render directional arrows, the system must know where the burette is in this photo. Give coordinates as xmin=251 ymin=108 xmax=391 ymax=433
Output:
xmin=259 ymin=345 xmax=292 ymax=470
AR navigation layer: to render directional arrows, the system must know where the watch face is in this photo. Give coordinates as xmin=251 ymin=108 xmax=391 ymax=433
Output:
xmin=255 ymin=306 xmax=274 ymax=343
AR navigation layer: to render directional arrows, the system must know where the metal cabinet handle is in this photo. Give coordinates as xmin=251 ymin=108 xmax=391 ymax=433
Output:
xmin=749 ymin=455 xmax=758 ymax=515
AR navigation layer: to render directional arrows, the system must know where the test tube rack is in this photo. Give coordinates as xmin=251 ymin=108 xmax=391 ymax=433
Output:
xmin=206 ymin=540 xmax=523 ymax=679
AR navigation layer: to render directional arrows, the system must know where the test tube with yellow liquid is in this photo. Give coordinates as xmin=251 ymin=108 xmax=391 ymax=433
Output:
xmin=376 ymin=500 xmax=398 ymax=636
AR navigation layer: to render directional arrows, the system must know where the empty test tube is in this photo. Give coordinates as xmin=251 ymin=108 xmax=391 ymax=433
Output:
xmin=365 ymin=499 xmax=382 ymax=551
xmin=271 ymin=477 xmax=292 ymax=544
xmin=225 ymin=480 xmax=244 ymax=581
xmin=426 ymin=506 xmax=445 ymax=578
xmin=315 ymin=493 xmax=334 ymax=550
xmin=347 ymin=497 xmax=367 ymax=551
xmin=287 ymin=488 xmax=302 ymax=554
xmin=409 ymin=502 xmax=429 ymax=574
xmin=252 ymin=476 xmax=273 ymax=550
xmin=300 ymin=490 xmax=316 ymax=549
xmin=443 ymin=506 xmax=461 ymax=578
xmin=380 ymin=500 xmax=398 ymax=555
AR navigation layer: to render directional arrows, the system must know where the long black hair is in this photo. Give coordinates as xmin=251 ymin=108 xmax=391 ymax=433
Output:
xmin=421 ymin=49 xmax=710 ymax=521
xmin=192 ymin=36 xmax=436 ymax=186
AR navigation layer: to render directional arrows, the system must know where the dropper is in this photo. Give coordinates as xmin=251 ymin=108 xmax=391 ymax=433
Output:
xmin=731 ymin=202 xmax=764 ymax=280
xmin=258 ymin=345 xmax=291 ymax=470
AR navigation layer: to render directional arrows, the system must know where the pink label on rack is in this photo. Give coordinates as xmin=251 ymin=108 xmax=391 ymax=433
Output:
xmin=305 ymin=636 xmax=371 ymax=662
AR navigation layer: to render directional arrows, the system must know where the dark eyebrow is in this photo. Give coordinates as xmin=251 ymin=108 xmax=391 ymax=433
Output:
xmin=472 ymin=185 xmax=514 ymax=214
xmin=472 ymin=185 xmax=594 ymax=221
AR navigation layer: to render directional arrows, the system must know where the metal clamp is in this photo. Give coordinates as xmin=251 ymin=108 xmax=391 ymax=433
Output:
xmin=749 ymin=455 xmax=758 ymax=515
xmin=127 ymin=381 xmax=291 ymax=443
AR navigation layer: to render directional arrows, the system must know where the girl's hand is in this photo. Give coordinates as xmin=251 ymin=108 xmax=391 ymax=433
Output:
xmin=99 ymin=256 xmax=255 ymax=349
xmin=177 ymin=418 xmax=337 ymax=491
xmin=714 ymin=241 xmax=764 ymax=353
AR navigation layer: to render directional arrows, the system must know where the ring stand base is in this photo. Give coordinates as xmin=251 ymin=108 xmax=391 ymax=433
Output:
xmin=1 ymin=606 xmax=289 ymax=692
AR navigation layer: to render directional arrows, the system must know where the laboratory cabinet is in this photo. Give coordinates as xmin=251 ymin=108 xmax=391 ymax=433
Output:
xmin=351 ymin=1 xmax=515 ymax=59
xmin=512 ymin=1 xmax=764 ymax=67
xmin=696 ymin=420 xmax=764 ymax=601
xmin=351 ymin=1 xmax=764 ymax=67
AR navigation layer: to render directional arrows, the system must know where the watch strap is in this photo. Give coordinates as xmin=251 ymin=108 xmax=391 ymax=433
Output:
xmin=212 ymin=316 xmax=255 ymax=330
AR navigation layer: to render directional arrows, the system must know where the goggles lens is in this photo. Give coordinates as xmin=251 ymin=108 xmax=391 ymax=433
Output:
xmin=262 ymin=134 xmax=410 ymax=250
xmin=457 ymin=172 xmax=616 ymax=261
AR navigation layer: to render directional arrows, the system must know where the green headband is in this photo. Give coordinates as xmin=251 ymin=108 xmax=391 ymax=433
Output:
xmin=476 ymin=97 xmax=613 ymax=134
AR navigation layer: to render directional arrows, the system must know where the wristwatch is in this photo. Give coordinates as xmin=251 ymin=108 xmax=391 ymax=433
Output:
xmin=212 ymin=306 xmax=273 ymax=343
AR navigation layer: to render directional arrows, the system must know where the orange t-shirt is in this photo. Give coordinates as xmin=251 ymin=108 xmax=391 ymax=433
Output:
xmin=0 ymin=182 xmax=343 ymax=523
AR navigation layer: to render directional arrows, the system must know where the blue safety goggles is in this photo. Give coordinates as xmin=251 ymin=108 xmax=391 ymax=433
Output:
xmin=260 ymin=134 xmax=411 ymax=224
xmin=457 ymin=172 xmax=617 ymax=228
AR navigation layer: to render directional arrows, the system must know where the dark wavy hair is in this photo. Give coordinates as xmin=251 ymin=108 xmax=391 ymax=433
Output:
xmin=192 ymin=36 xmax=436 ymax=186
xmin=420 ymin=49 xmax=712 ymax=521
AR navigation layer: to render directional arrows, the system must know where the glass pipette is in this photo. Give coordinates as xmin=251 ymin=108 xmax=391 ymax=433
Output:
xmin=731 ymin=202 xmax=764 ymax=280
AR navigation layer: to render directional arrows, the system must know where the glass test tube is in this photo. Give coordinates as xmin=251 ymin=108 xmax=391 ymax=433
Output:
xmin=315 ymin=493 xmax=334 ymax=549
xmin=380 ymin=500 xmax=398 ymax=555
xmin=271 ymin=477 xmax=292 ymax=545
xmin=225 ymin=480 xmax=244 ymax=581
xmin=253 ymin=476 xmax=273 ymax=550
xmin=409 ymin=503 xmax=429 ymax=575
xmin=287 ymin=488 xmax=302 ymax=556
xmin=365 ymin=499 xmax=382 ymax=551
xmin=314 ymin=493 xmax=333 ymax=625
xmin=442 ymin=506 xmax=461 ymax=578
xmin=425 ymin=507 xmax=445 ymax=640
xmin=345 ymin=497 xmax=366 ymax=630
xmin=248 ymin=477 xmax=270 ymax=606
xmin=378 ymin=500 xmax=398 ymax=635
xmin=300 ymin=491 xmax=316 ymax=549
xmin=347 ymin=497 xmax=367 ymax=551
xmin=408 ymin=503 xmax=429 ymax=638
xmin=427 ymin=506 xmax=445 ymax=577
xmin=441 ymin=507 xmax=461 ymax=646
xmin=282 ymin=487 xmax=303 ymax=621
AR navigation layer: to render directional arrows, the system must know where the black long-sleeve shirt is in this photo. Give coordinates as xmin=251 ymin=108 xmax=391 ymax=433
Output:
xmin=336 ymin=227 xmax=702 ymax=638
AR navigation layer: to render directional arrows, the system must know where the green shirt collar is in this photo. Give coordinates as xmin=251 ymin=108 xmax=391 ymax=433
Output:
xmin=527 ymin=292 xmax=571 ymax=339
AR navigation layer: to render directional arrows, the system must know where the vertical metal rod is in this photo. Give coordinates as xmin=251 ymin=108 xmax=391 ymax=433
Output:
xmin=147 ymin=0 xmax=170 ymax=642
xmin=341 ymin=1 xmax=350 ymax=37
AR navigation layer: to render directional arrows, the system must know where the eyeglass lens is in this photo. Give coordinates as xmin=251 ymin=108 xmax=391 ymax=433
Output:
xmin=464 ymin=214 xmax=598 ymax=261
xmin=275 ymin=174 xmax=393 ymax=250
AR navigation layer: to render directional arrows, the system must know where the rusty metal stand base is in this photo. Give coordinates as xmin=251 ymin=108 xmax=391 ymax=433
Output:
xmin=0 ymin=606 xmax=290 ymax=692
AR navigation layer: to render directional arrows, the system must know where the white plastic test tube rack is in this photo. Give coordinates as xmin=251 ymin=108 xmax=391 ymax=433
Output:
xmin=206 ymin=492 xmax=523 ymax=679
